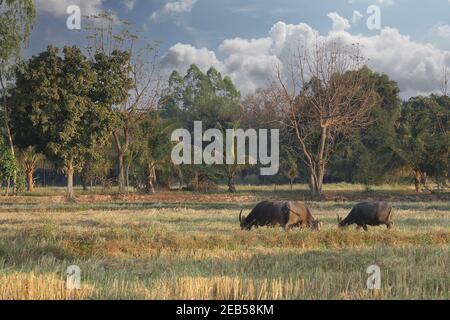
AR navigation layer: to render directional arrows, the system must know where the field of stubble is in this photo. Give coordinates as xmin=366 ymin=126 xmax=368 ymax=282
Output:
xmin=0 ymin=185 xmax=449 ymax=300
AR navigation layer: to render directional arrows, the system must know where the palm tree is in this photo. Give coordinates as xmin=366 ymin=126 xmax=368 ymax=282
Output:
xmin=19 ymin=146 xmax=43 ymax=192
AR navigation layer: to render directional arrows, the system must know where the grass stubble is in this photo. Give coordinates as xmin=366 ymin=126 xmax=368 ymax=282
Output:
xmin=0 ymin=196 xmax=449 ymax=300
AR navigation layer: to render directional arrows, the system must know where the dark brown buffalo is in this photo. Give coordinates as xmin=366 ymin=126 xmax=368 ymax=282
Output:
xmin=286 ymin=201 xmax=323 ymax=231
xmin=338 ymin=202 xmax=393 ymax=231
xmin=239 ymin=201 xmax=322 ymax=231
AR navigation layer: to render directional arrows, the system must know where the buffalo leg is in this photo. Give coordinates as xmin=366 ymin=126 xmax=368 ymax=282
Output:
xmin=363 ymin=225 xmax=368 ymax=232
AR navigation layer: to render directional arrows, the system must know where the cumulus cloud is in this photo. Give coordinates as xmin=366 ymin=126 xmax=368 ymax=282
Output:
xmin=151 ymin=0 xmax=198 ymax=22
xmin=218 ymin=37 xmax=281 ymax=92
xmin=35 ymin=0 xmax=104 ymax=17
xmin=160 ymin=43 xmax=224 ymax=74
xmin=161 ymin=19 xmax=450 ymax=98
xmin=435 ymin=25 xmax=450 ymax=39
xmin=327 ymin=12 xmax=351 ymax=31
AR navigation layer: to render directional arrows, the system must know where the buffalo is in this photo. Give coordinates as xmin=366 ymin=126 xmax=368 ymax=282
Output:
xmin=337 ymin=202 xmax=393 ymax=231
xmin=239 ymin=201 xmax=322 ymax=231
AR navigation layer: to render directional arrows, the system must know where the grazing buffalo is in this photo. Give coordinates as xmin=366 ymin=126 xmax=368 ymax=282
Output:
xmin=286 ymin=201 xmax=323 ymax=231
xmin=239 ymin=201 xmax=322 ymax=231
xmin=337 ymin=202 xmax=393 ymax=231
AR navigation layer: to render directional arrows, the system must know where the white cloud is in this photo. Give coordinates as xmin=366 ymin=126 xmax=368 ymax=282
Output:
xmin=219 ymin=38 xmax=281 ymax=92
xmin=327 ymin=12 xmax=351 ymax=31
xmin=161 ymin=19 xmax=450 ymax=98
xmin=348 ymin=0 xmax=394 ymax=5
xmin=35 ymin=0 xmax=104 ymax=17
xmin=435 ymin=25 xmax=450 ymax=39
xmin=151 ymin=0 xmax=198 ymax=22
xmin=160 ymin=43 xmax=223 ymax=74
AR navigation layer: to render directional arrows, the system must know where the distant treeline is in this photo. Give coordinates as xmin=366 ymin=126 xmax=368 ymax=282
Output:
xmin=0 ymin=8 xmax=448 ymax=198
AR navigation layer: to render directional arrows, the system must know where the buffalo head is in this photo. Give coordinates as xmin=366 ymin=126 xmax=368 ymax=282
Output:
xmin=337 ymin=215 xmax=346 ymax=228
xmin=239 ymin=209 xmax=251 ymax=230
xmin=311 ymin=219 xmax=323 ymax=231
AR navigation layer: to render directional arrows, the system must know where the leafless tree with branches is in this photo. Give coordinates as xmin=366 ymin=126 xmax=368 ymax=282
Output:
xmin=276 ymin=39 xmax=378 ymax=196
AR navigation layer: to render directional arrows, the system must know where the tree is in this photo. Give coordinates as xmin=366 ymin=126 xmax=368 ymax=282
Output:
xmin=131 ymin=111 xmax=173 ymax=194
xmin=216 ymin=120 xmax=247 ymax=193
xmin=10 ymin=46 xmax=114 ymax=199
xmin=395 ymin=95 xmax=449 ymax=192
xmin=277 ymin=40 xmax=378 ymax=197
xmin=90 ymin=48 xmax=133 ymax=193
xmin=18 ymin=146 xmax=43 ymax=192
xmin=0 ymin=0 xmax=36 ymax=193
xmin=0 ymin=133 xmax=16 ymax=195
xmin=160 ymin=65 xmax=241 ymax=192
xmin=86 ymin=12 xmax=160 ymax=193
xmin=328 ymin=69 xmax=402 ymax=188
xmin=280 ymin=149 xmax=298 ymax=190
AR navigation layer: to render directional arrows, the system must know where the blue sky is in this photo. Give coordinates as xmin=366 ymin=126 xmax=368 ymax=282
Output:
xmin=28 ymin=0 xmax=450 ymax=98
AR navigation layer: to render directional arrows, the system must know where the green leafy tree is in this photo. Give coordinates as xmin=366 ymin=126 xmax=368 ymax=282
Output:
xmin=90 ymin=49 xmax=133 ymax=192
xmin=10 ymin=46 xmax=114 ymax=199
xmin=160 ymin=65 xmax=241 ymax=191
xmin=18 ymin=146 xmax=43 ymax=192
xmin=0 ymin=133 xmax=16 ymax=194
xmin=280 ymin=149 xmax=298 ymax=189
xmin=130 ymin=111 xmax=174 ymax=193
xmin=85 ymin=12 xmax=159 ymax=194
xmin=395 ymin=95 xmax=449 ymax=192
xmin=0 ymin=0 xmax=36 ymax=193
xmin=329 ymin=69 xmax=402 ymax=188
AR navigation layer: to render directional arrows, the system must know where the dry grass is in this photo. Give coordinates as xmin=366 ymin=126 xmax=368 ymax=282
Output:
xmin=0 ymin=190 xmax=449 ymax=300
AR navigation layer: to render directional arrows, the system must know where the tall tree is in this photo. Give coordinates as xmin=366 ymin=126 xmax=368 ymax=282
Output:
xmin=131 ymin=111 xmax=173 ymax=194
xmin=0 ymin=0 xmax=36 ymax=193
xmin=329 ymin=69 xmax=402 ymax=187
xmin=395 ymin=95 xmax=449 ymax=192
xmin=0 ymin=133 xmax=16 ymax=194
xmin=159 ymin=65 xmax=241 ymax=191
xmin=10 ymin=46 xmax=114 ymax=199
xmin=85 ymin=12 xmax=160 ymax=193
xmin=277 ymin=40 xmax=377 ymax=196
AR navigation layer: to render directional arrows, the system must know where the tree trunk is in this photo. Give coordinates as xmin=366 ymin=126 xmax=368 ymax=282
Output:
xmin=66 ymin=162 xmax=75 ymax=200
xmin=414 ymin=170 xmax=422 ymax=193
xmin=126 ymin=161 xmax=131 ymax=194
xmin=113 ymin=132 xmax=125 ymax=193
xmin=227 ymin=173 xmax=236 ymax=193
xmin=1 ymin=73 xmax=16 ymax=195
xmin=81 ymin=177 xmax=88 ymax=191
xmin=146 ymin=163 xmax=156 ymax=194
xmin=26 ymin=169 xmax=34 ymax=192
xmin=5 ymin=178 xmax=10 ymax=196
xmin=309 ymin=171 xmax=323 ymax=198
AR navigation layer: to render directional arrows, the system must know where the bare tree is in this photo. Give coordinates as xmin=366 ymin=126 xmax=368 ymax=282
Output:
xmin=276 ymin=39 xmax=378 ymax=197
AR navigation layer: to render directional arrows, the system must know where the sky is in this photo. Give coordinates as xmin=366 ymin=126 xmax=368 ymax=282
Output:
xmin=27 ymin=0 xmax=450 ymax=98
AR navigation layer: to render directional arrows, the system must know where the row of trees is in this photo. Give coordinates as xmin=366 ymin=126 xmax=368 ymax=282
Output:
xmin=0 ymin=3 xmax=448 ymax=199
